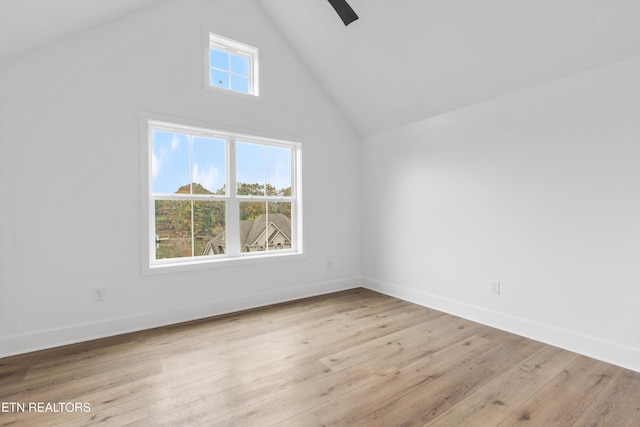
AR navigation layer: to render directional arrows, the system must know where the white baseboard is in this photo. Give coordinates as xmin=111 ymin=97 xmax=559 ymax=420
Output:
xmin=6 ymin=275 xmax=638 ymax=374
xmin=0 ymin=277 xmax=360 ymax=358
xmin=362 ymin=277 xmax=640 ymax=374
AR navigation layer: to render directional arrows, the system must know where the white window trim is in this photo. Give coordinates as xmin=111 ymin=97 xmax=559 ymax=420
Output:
xmin=203 ymin=29 xmax=260 ymax=98
xmin=139 ymin=113 xmax=303 ymax=275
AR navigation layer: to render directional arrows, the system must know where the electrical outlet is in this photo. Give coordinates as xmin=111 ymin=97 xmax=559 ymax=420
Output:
xmin=326 ymin=260 xmax=334 ymax=270
xmin=93 ymin=287 xmax=106 ymax=302
xmin=490 ymin=281 xmax=501 ymax=295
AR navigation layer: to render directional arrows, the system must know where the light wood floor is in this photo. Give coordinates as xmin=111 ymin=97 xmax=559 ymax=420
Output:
xmin=1 ymin=288 xmax=639 ymax=426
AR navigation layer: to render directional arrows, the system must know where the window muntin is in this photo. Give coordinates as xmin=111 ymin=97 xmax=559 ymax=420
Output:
xmin=207 ymin=33 xmax=258 ymax=96
xmin=151 ymin=130 xmax=227 ymax=261
xmin=147 ymin=120 xmax=300 ymax=269
xmin=236 ymin=141 xmax=294 ymax=254
xmin=154 ymin=200 xmax=225 ymax=260
xmin=236 ymin=142 xmax=292 ymax=196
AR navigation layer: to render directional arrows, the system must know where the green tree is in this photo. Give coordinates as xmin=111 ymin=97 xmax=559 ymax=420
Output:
xmin=237 ymin=182 xmax=264 ymax=196
xmin=155 ymin=183 xmax=226 ymax=258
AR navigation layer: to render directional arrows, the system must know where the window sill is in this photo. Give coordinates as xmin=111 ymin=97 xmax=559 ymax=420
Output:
xmin=144 ymin=251 xmax=306 ymax=275
xmin=203 ymin=83 xmax=263 ymax=103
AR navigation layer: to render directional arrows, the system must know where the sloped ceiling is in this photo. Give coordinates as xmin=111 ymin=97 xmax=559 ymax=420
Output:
xmin=2 ymin=0 xmax=640 ymax=136
xmin=0 ymin=0 xmax=160 ymax=63
xmin=260 ymin=0 xmax=640 ymax=136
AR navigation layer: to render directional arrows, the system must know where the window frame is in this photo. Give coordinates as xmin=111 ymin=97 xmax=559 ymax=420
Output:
xmin=204 ymin=31 xmax=260 ymax=97
xmin=140 ymin=114 xmax=303 ymax=275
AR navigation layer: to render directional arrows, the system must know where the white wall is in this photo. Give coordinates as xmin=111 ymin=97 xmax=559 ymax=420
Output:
xmin=0 ymin=0 xmax=361 ymax=356
xmin=362 ymin=55 xmax=640 ymax=372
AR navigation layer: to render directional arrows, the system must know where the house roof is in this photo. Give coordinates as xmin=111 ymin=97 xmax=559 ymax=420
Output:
xmin=204 ymin=213 xmax=291 ymax=254
xmin=242 ymin=213 xmax=291 ymax=248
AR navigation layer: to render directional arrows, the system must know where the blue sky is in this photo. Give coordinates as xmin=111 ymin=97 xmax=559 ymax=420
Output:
xmin=210 ymin=48 xmax=249 ymax=94
xmin=152 ymin=131 xmax=291 ymax=195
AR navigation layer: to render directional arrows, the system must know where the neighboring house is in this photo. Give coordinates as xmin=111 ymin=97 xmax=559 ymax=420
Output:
xmin=203 ymin=213 xmax=291 ymax=255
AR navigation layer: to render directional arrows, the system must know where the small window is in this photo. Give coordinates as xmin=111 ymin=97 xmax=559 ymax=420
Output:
xmin=207 ymin=32 xmax=258 ymax=96
xmin=144 ymin=118 xmax=301 ymax=273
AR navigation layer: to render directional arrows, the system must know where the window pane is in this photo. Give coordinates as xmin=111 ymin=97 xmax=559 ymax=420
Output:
xmin=210 ymin=69 xmax=229 ymax=89
xmin=239 ymin=201 xmax=266 ymax=253
xmin=236 ymin=142 xmax=265 ymax=195
xmin=152 ymin=131 xmax=190 ymax=194
xmin=266 ymin=146 xmax=292 ymax=196
xmin=207 ymin=33 xmax=258 ymax=96
xmin=230 ymin=54 xmax=249 ymax=76
xmin=267 ymin=202 xmax=292 ymax=250
xmin=195 ymin=201 xmax=226 ymax=256
xmin=155 ymin=200 xmax=192 ymax=259
xmin=230 ymin=75 xmax=249 ymax=94
xmin=192 ymin=136 xmax=226 ymax=194
xmin=210 ymin=48 xmax=229 ymax=70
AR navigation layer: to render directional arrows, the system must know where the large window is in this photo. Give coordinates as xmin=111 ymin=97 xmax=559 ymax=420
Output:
xmin=144 ymin=119 xmax=301 ymax=272
xmin=206 ymin=32 xmax=259 ymax=96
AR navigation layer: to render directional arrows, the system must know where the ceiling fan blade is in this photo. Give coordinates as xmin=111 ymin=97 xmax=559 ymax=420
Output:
xmin=327 ymin=0 xmax=359 ymax=26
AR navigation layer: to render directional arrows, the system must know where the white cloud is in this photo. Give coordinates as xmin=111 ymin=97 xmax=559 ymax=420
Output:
xmin=193 ymin=164 xmax=219 ymax=192
xmin=269 ymin=157 xmax=291 ymax=191
xmin=171 ymin=134 xmax=180 ymax=151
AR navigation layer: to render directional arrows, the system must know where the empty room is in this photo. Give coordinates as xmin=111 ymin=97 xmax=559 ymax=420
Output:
xmin=1 ymin=0 xmax=639 ymax=425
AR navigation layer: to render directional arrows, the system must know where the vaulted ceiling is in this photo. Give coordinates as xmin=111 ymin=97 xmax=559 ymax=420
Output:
xmin=0 ymin=0 xmax=160 ymax=63
xmin=2 ymin=0 xmax=640 ymax=136
xmin=260 ymin=0 xmax=640 ymax=135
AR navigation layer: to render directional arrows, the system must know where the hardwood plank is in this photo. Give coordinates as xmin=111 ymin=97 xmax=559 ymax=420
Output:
xmin=572 ymin=366 xmax=640 ymax=427
xmin=145 ymin=358 xmax=396 ymax=426
xmin=469 ymin=332 xmax=546 ymax=374
xmin=273 ymin=410 xmax=325 ymax=427
xmin=427 ymin=346 xmax=578 ymax=426
xmin=499 ymin=356 xmax=623 ymax=425
xmin=25 ymin=303 xmax=431 ymax=426
xmin=144 ymin=359 xmax=336 ymax=422
xmin=312 ymin=333 xmax=494 ymax=426
xmin=1 ymin=288 xmax=639 ymax=427
xmin=319 ymin=313 xmax=474 ymax=372
xmin=52 ymin=401 xmax=150 ymax=427
xmin=351 ymin=360 xmax=496 ymax=426
xmin=0 ymin=362 xmax=161 ymax=426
